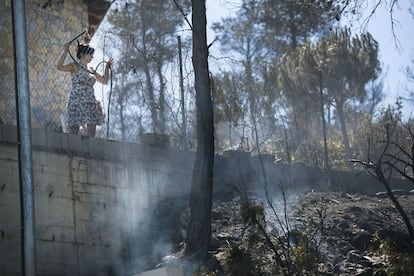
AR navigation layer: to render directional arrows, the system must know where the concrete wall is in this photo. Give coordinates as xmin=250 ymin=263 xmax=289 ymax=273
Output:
xmin=0 ymin=125 xmax=195 ymax=275
xmin=0 ymin=125 xmax=412 ymax=275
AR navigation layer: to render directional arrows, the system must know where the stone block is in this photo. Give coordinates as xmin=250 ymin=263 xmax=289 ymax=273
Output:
xmin=140 ymin=133 xmax=170 ymax=148
xmin=124 ymin=142 xmax=147 ymax=163
xmin=125 ymin=165 xmax=153 ymax=191
xmin=82 ymin=160 xmax=112 ymax=186
xmin=31 ymin=128 xmax=48 ymax=148
xmin=0 ymin=124 xmax=18 ymax=144
xmin=46 ymin=128 xmax=68 ymax=150
xmin=33 ymin=150 xmax=72 ymax=178
xmin=104 ymin=139 xmax=131 ymax=161
xmin=104 ymin=164 xmax=130 ymax=189
xmin=35 ymin=195 xmax=75 ymax=230
xmin=0 ymin=144 xmax=18 ymax=161
xmin=37 ymin=240 xmax=78 ymax=266
xmin=0 ymin=260 xmax=21 ymax=276
xmin=72 ymin=181 xmax=118 ymax=204
xmin=72 ymin=156 xmax=88 ymax=171
xmin=36 ymin=224 xmax=75 ymax=244
xmin=33 ymin=150 xmax=71 ymax=177
xmin=132 ymin=267 xmax=184 ymax=276
xmin=34 ymin=173 xmax=73 ymax=200
xmin=74 ymin=202 xmax=125 ymax=245
xmin=0 ymin=233 xmax=21 ymax=275
xmin=77 ymin=243 xmax=121 ymax=276
xmin=70 ymin=158 xmax=90 ymax=183
xmin=0 ymin=192 xmax=21 ymax=219
xmin=36 ymin=262 xmax=79 ymax=276
xmin=87 ymin=136 xmax=108 ymax=160
xmin=0 ymin=161 xmax=20 ymax=193
xmin=66 ymin=133 xmax=89 ymax=155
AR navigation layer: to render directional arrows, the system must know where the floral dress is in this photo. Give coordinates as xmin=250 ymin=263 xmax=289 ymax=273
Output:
xmin=67 ymin=65 xmax=105 ymax=128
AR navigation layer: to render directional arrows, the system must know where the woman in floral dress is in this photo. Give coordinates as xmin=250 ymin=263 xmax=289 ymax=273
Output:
xmin=57 ymin=42 xmax=113 ymax=137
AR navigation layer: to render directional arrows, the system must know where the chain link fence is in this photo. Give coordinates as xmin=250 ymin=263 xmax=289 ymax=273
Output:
xmin=0 ymin=0 xmax=196 ymax=147
xmin=1 ymin=0 xmax=88 ymax=130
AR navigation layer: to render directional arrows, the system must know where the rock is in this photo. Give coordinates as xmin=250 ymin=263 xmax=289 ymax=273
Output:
xmin=337 ymin=221 xmax=350 ymax=229
xmin=347 ymin=250 xmax=362 ymax=263
xmin=209 ymin=234 xmax=221 ymax=250
xmin=376 ymin=189 xmax=411 ymax=198
xmin=352 ymin=231 xmax=371 ymax=251
xmin=211 ymin=210 xmax=223 ymax=220
xmin=362 ymin=255 xmax=386 ymax=266
xmin=334 ymin=259 xmax=372 ymax=276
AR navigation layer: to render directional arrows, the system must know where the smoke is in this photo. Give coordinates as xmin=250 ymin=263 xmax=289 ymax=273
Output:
xmin=98 ymin=150 xmax=191 ymax=275
xmin=83 ymin=137 xmax=328 ymax=275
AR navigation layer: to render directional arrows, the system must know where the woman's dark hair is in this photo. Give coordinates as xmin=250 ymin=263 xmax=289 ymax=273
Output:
xmin=76 ymin=43 xmax=95 ymax=59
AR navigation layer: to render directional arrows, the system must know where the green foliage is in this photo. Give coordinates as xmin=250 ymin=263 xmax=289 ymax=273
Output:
xmin=192 ymin=267 xmax=217 ymax=276
xmin=361 ymin=101 xmax=414 ymax=181
xmin=278 ymin=27 xmax=382 ymax=164
xmin=240 ymin=201 xmax=265 ymax=225
xmin=290 ymin=229 xmax=319 ymax=273
xmin=369 ymin=232 xmax=414 ymax=275
xmin=261 ymin=0 xmax=341 ymax=51
xmin=105 ymin=0 xmax=192 ymax=137
xmin=210 ymin=1 xmax=393 ymax=171
xmin=232 ymin=197 xmax=326 ymax=275
xmin=223 ymin=245 xmax=259 ymax=276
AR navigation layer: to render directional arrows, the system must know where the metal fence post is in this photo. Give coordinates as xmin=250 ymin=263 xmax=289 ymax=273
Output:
xmin=12 ymin=0 xmax=37 ymax=274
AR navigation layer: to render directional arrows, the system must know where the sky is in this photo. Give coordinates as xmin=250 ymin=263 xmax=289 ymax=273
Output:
xmin=205 ymin=0 xmax=414 ymax=119
xmin=353 ymin=1 xmax=414 ymax=117
xmin=92 ymin=1 xmax=413 ymax=119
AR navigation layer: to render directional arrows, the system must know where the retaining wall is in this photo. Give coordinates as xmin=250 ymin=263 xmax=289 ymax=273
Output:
xmin=0 ymin=125 xmax=411 ymax=275
xmin=0 ymin=125 xmax=195 ymax=275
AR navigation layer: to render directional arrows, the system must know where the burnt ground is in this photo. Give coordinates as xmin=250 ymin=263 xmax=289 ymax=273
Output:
xmin=204 ymin=191 xmax=414 ymax=275
xmin=290 ymin=192 xmax=414 ymax=274
xmin=154 ymin=190 xmax=414 ymax=275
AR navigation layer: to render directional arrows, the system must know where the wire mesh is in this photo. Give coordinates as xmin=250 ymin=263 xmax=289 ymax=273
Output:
xmin=0 ymin=0 xmax=197 ymax=148
xmin=1 ymin=0 xmax=88 ymax=131
xmin=0 ymin=0 xmax=16 ymax=126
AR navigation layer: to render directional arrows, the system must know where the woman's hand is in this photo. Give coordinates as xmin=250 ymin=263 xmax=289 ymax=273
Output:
xmin=106 ymin=57 xmax=114 ymax=69
xmin=64 ymin=42 xmax=70 ymax=52
xmin=96 ymin=58 xmax=114 ymax=84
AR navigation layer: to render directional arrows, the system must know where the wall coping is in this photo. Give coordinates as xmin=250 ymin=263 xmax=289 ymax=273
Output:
xmin=0 ymin=124 xmax=194 ymax=164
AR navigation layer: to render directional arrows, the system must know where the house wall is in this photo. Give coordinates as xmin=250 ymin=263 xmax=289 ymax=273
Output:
xmin=0 ymin=125 xmax=411 ymax=275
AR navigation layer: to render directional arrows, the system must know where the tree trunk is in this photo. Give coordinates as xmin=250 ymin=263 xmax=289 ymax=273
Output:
xmin=157 ymin=61 xmax=166 ymax=134
xmin=185 ymin=0 xmax=214 ymax=261
xmin=119 ymin=74 xmax=126 ymax=141
xmin=376 ymin=164 xmax=414 ymax=241
xmin=336 ymin=102 xmax=352 ymax=164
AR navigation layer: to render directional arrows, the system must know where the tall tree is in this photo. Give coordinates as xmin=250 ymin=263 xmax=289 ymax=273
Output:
xmin=211 ymin=72 xmax=244 ymax=149
xmin=278 ymin=45 xmax=323 ymax=162
xmin=260 ymin=0 xmax=341 ymax=52
xmin=100 ymin=30 xmax=145 ymax=141
xmin=320 ymin=30 xmax=381 ymax=162
xmin=280 ymin=29 xmax=381 ymax=164
xmin=106 ymin=0 xmax=189 ymax=134
xmin=185 ymin=0 xmax=215 ymax=261
xmin=212 ymin=0 xmax=278 ymax=153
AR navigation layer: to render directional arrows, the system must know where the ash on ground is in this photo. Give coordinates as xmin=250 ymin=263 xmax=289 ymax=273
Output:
xmin=181 ymin=191 xmax=414 ymax=275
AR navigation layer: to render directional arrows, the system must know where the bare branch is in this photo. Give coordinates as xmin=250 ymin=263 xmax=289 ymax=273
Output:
xmin=172 ymin=0 xmax=192 ymax=30
xmin=384 ymin=160 xmax=414 ymax=182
